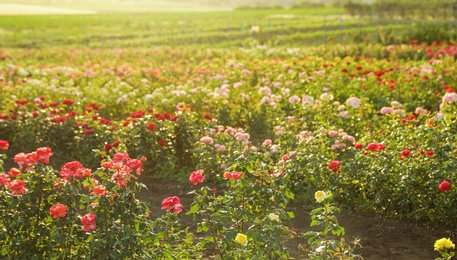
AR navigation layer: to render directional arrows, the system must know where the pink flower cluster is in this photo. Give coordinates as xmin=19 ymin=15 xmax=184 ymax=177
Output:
xmin=14 ymin=147 xmax=53 ymax=170
xmin=60 ymin=161 xmax=92 ymax=179
xmin=101 ymin=152 xmax=146 ymax=188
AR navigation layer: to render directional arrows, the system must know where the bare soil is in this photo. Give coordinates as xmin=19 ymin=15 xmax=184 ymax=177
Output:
xmin=138 ymin=176 xmax=453 ymax=260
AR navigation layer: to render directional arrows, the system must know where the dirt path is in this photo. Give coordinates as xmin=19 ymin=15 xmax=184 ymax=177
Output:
xmin=137 ymin=177 xmax=451 ymax=259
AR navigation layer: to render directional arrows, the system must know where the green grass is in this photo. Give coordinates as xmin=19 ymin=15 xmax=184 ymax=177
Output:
xmin=0 ymin=6 xmax=453 ymax=49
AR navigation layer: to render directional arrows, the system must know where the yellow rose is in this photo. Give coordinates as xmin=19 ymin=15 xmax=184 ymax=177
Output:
xmin=268 ymin=213 xmax=280 ymax=222
xmin=315 ymin=191 xmax=326 ymax=203
xmin=434 ymin=238 xmax=455 ymax=251
xmin=235 ymin=233 xmax=248 ymax=246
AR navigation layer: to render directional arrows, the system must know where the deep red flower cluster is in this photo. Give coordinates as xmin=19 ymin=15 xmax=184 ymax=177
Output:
xmin=223 ymin=171 xmax=242 ymax=180
xmin=328 ymin=160 xmax=341 ymax=172
xmin=366 ymin=142 xmax=386 ymax=151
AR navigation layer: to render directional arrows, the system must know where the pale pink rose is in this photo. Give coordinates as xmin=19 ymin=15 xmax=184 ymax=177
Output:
xmin=220 ymin=163 xmax=227 ymax=169
xmin=394 ymin=109 xmax=406 ymax=117
xmin=328 ymin=131 xmax=338 ymax=138
xmin=262 ymin=139 xmax=272 ymax=147
xmin=442 ymin=93 xmax=457 ymax=103
xmin=233 ymin=82 xmax=243 ymax=89
xmin=259 ymin=87 xmax=272 ymax=95
xmin=302 ymin=95 xmax=314 ymax=105
xmin=260 ymin=96 xmax=272 ymax=105
xmin=288 ymin=95 xmax=301 ymax=104
xmin=224 ymin=127 xmax=237 ymax=135
xmin=320 ymin=93 xmax=334 ymax=100
xmin=380 ymin=107 xmax=394 ymax=114
xmin=342 ymin=135 xmax=355 ymax=144
xmin=282 ymin=88 xmax=290 ymax=96
xmin=339 ymin=111 xmax=349 ymax=118
xmin=214 ymin=144 xmax=227 ymax=153
xmin=415 ymin=107 xmax=429 ymax=115
xmin=346 ymin=97 xmax=361 ymax=109
xmin=200 ymin=136 xmax=214 ymax=144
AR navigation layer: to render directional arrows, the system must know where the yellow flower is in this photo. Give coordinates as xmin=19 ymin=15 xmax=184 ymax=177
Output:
xmin=315 ymin=191 xmax=326 ymax=203
xmin=434 ymin=238 xmax=455 ymax=251
xmin=268 ymin=213 xmax=280 ymax=222
xmin=235 ymin=233 xmax=248 ymax=246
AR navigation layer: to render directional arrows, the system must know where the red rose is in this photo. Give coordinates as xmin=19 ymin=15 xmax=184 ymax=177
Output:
xmin=354 ymin=143 xmax=364 ymax=149
xmin=426 ymin=151 xmax=434 ymax=156
xmin=0 ymin=140 xmax=9 ymax=150
xmin=328 ymin=160 xmax=341 ymax=172
xmin=147 ymin=123 xmax=156 ymax=132
xmin=439 ymin=181 xmax=452 ymax=192
xmin=158 ymin=140 xmax=167 ymax=147
xmin=204 ymin=113 xmax=212 ymax=120
xmin=401 ymin=150 xmax=411 ymax=157
xmin=104 ymin=143 xmax=112 ymax=153
xmin=367 ymin=143 xmax=378 ymax=151
xmin=50 ymin=203 xmax=67 ymax=219
xmin=62 ymin=99 xmax=73 ymax=106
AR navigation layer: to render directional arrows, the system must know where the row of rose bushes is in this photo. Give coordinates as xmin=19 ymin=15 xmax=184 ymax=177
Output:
xmin=0 ymin=142 xmax=304 ymax=259
xmin=1 ymin=42 xmax=457 ymax=232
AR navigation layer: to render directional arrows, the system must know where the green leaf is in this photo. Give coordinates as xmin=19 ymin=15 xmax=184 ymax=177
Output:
xmin=287 ymin=211 xmax=295 ymax=219
xmin=187 ymin=203 xmax=200 ymax=214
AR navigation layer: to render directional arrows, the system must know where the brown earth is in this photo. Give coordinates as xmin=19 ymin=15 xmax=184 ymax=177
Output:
xmin=137 ymin=176 xmax=453 ymax=260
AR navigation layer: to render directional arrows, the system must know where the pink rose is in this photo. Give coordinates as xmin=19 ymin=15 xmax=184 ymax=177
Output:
xmin=161 ymin=196 xmax=183 ymax=213
xmin=81 ymin=213 xmax=97 ymax=231
xmin=189 ymin=170 xmax=205 ymax=185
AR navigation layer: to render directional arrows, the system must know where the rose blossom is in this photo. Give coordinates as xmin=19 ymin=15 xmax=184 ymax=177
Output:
xmin=9 ymin=180 xmax=27 ymax=195
xmin=8 ymin=168 xmax=21 ymax=177
xmin=0 ymin=140 xmax=9 ymax=150
xmin=161 ymin=196 xmax=183 ymax=213
xmin=189 ymin=170 xmax=205 ymax=185
xmin=346 ymin=97 xmax=361 ymax=109
xmin=328 ymin=161 xmax=341 ymax=172
xmin=262 ymin=139 xmax=272 ymax=147
xmin=81 ymin=213 xmax=97 ymax=231
xmin=223 ymin=171 xmax=242 ymax=180
xmin=439 ymin=181 xmax=452 ymax=192
xmin=50 ymin=203 xmax=67 ymax=219
xmin=401 ymin=150 xmax=411 ymax=157
xmin=36 ymin=147 xmax=53 ymax=164
xmin=200 ymin=136 xmax=213 ymax=144
xmin=0 ymin=173 xmax=10 ymax=187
